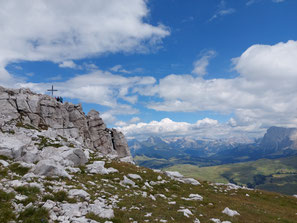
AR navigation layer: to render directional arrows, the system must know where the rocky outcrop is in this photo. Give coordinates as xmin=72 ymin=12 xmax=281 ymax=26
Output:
xmin=260 ymin=126 xmax=297 ymax=152
xmin=0 ymin=86 xmax=131 ymax=159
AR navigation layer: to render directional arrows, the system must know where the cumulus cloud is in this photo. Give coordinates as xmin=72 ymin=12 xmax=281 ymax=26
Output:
xmin=233 ymin=40 xmax=297 ymax=82
xmin=137 ymin=40 xmax=297 ymax=135
xmin=101 ymin=113 xmax=117 ymax=125
xmin=59 ymin=61 xmax=77 ymax=69
xmin=19 ymin=69 xmax=155 ymax=113
xmin=192 ymin=50 xmax=216 ymax=76
xmin=116 ymin=117 xmax=255 ymax=140
xmin=0 ymin=0 xmax=169 ymax=86
xmin=115 ymin=117 xmax=141 ymax=127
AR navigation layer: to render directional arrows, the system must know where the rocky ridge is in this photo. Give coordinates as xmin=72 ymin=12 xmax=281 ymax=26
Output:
xmin=0 ymin=86 xmax=131 ymax=165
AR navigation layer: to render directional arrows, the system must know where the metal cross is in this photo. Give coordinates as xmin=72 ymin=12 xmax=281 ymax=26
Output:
xmin=47 ymin=85 xmax=58 ymax=96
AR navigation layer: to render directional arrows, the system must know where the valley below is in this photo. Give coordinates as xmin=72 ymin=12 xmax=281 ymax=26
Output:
xmin=131 ymin=127 xmax=297 ymax=195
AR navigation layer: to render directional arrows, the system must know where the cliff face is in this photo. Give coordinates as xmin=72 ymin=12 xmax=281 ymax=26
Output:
xmin=0 ymin=86 xmax=131 ymax=160
xmin=260 ymin=126 xmax=297 ymax=152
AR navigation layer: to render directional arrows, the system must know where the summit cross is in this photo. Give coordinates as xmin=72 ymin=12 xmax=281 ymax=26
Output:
xmin=47 ymin=85 xmax=58 ymax=96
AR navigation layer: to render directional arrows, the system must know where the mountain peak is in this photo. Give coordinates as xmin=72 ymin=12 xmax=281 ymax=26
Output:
xmin=260 ymin=126 xmax=297 ymax=151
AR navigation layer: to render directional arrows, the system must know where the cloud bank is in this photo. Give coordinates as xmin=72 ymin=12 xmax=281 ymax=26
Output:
xmin=0 ymin=0 xmax=169 ymax=85
xmin=117 ymin=117 xmax=257 ymax=141
xmin=132 ymin=40 xmax=297 ymax=138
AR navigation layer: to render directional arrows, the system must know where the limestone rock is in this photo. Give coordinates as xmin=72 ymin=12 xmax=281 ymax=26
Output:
xmin=222 ymin=207 xmax=240 ymax=217
xmin=0 ymin=85 xmax=132 ymax=161
xmin=88 ymin=199 xmax=114 ymax=219
xmin=86 ymin=161 xmax=118 ymax=175
xmin=112 ymin=129 xmax=131 ymax=158
xmin=69 ymin=189 xmax=90 ymax=199
xmin=38 ymin=146 xmax=87 ymax=167
xmin=32 ymin=159 xmax=71 ymax=179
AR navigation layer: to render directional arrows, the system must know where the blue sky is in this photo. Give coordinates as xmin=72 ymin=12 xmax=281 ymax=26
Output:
xmin=1 ymin=0 xmax=297 ymax=140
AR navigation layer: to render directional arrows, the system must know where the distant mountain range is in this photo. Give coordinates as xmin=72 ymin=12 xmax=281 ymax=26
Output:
xmin=129 ymin=126 xmax=297 ymax=168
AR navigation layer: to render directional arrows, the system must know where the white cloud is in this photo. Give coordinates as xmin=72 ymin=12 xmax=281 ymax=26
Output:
xmin=59 ymin=61 xmax=77 ymax=69
xmin=110 ymin=65 xmax=144 ymax=74
xmin=83 ymin=63 xmax=98 ymax=71
xmin=130 ymin=117 xmax=141 ymax=124
xmin=101 ymin=113 xmax=117 ymax=125
xmin=232 ymin=40 xmax=297 ymax=82
xmin=114 ymin=117 xmax=141 ymax=127
xmin=110 ymin=65 xmax=131 ymax=74
xmin=196 ymin=118 xmax=218 ymax=126
xmin=116 ymin=117 xmax=255 ymax=140
xmin=210 ymin=0 xmax=236 ymax=21
xmin=19 ymin=69 xmax=155 ymax=114
xmin=0 ymin=0 xmax=169 ymax=86
xmin=192 ymin=50 xmax=216 ymax=76
xmin=137 ymin=40 xmax=297 ymax=134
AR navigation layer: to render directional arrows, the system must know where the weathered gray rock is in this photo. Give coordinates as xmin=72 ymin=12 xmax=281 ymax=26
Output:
xmin=0 ymin=132 xmax=30 ymax=159
xmin=121 ymin=176 xmax=137 ymax=187
xmin=32 ymin=159 xmax=71 ymax=179
xmin=0 ymin=86 xmax=131 ymax=160
xmin=69 ymin=189 xmax=90 ymax=199
xmin=86 ymin=161 xmax=118 ymax=175
xmin=88 ymin=199 xmax=114 ymax=219
xmin=38 ymin=146 xmax=87 ymax=167
xmin=112 ymin=129 xmax=131 ymax=158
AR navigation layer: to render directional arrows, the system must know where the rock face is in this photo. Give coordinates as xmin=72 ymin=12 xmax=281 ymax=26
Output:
xmin=260 ymin=126 xmax=297 ymax=152
xmin=0 ymin=86 xmax=131 ymax=158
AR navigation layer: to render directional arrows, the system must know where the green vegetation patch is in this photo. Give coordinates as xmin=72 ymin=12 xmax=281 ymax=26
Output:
xmin=42 ymin=190 xmax=77 ymax=203
xmin=16 ymin=121 xmax=40 ymax=131
xmin=165 ymin=156 xmax=297 ymax=195
xmin=15 ymin=186 xmax=41 ymax=205
xmin=35 ymin=135 xmax=63 ymax=149
xmin=18 ymin=207 xmax=49 ymax=223
xmin=9 ymin=163 xmax=30 ymax=176
xmin=0 ymin=190 xmax=16 ymax=223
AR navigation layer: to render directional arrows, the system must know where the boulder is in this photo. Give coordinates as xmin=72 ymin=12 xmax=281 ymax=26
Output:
xmin=86 ymin=161 xmax=118 ymax=175
xmin=32 ymin=159 xmax=71 ymax=179
xmin=88 ymin=199 xmax=114 ymax=219
xmin=69 ymin=189 xmax=90 ymax=199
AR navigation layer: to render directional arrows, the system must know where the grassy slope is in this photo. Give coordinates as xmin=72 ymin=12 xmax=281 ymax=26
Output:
xmin=164 ymin=156 xmax=297 ymax=195
xmin=1 ymin=154 xmax=297 ymax=222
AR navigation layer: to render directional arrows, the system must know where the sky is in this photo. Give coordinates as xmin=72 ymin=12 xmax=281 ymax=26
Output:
xmin=0 ymin=0 xmax=296 ymax=140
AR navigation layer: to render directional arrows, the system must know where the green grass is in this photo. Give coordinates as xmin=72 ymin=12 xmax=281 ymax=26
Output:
xmin=35 ymin=135 xmax=63 ymax=149
xmin=165 ymin=156 xmax=297 ymax=195
xmin=15 ymin=186 xmax=41 ymax=205
xmin=9 ymin=163 xmax=30 ymax=176
xmin=0 ymin=155 xmax=10 ymax=161
xmin=16 ymin=122 xmax=39 ymax=131
xmin=0 ymin=190 xmax=16 ymax=222
xmin=1 ymin=154 xmax=297 ymax=222
xmin=18 ymin=207 xmax=49 ymax=223
xmin=42 ymin=190 xmax=77 ymax=203
xmin=72 ymin=159 xmax=297 ymax=222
